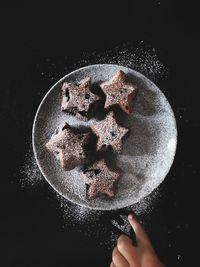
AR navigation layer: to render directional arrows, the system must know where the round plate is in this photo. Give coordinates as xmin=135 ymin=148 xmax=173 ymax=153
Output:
xmin=32 ymin=64 xmax=177 ymax=210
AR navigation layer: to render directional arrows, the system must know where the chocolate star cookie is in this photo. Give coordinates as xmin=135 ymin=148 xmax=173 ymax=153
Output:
xmin=100 ymin=70 xmax=137 ymax=114
xmin=91 ymin=111 xmax=129 ymax=152
xmin=61 ymin=77 xmax=100 ymax=120
xmin=81 ymin=159 xmax=122 ymax=199
xmin=45 ymin=123 xmax=90 ymax=170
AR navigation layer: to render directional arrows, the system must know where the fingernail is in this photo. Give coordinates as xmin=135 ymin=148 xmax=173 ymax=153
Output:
xmin=128 ymin=214 xmax=134 ymax=220
xmin=128 ymin=213 xmax=138 ymax=221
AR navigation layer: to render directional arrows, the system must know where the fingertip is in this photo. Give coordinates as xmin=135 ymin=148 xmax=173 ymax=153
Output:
xmin=128 ymin=214 xmax=138 ymax=227
xmin=128 ymin=214 xmax=134 ymax=221
xmin=128 ymin=214 xmax=142 ymax=235
xmin=128 ymin=215 xmax=152 ymax=247
xmin=128 ymin=212 xmax=138 ymax=220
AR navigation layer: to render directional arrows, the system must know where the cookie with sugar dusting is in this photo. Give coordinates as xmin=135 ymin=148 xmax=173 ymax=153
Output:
xmin=45 ymin=123 xmax=90 ymax=170
xmin=100 ymin=70 xmax=137 ymax=114
xmin=91 ymin=111 xmax=129 ymax=153
xmin=81 ymin=159 xmax=122 ymax=199
xmin=61 ymin=77 xmax=100 ymax=120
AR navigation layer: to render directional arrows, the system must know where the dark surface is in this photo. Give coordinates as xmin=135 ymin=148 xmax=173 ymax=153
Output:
xmin=0 ymin=2 xmax=199 ymax=267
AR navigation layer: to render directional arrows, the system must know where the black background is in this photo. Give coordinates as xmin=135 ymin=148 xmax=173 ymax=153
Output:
xmin=0 ymin=1 xmax=199 ymax=266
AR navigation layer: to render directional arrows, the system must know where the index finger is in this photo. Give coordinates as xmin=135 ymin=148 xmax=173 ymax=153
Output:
xmin=128 ymin=214 xmax=152 ymax=248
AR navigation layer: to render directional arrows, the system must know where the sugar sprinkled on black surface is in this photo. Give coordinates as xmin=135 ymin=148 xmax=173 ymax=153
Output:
xmin=71 ymin=44 xmax=168 ymax=82
xmin=20 ymin=43 xmax=167 ymax=248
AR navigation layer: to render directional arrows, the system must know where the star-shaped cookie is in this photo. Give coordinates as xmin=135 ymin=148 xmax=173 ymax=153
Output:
xmin=100 ymin=70 xmax=137 ymax=114
xmin=61 ymin=77 xmax=100 ymax=120
xmin=45 ymin=123 xmax=90 ymax=170
xmin=81 ymin=159 xmax=122 ymax=199
xmin=91 ymin=111 xmax=129 ymax=152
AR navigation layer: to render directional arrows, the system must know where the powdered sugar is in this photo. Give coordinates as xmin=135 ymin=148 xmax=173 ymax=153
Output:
xmin=20 ymin=148 xmax=44 ymax=187
xmin=71 ymin=43 xmax=168 ymax=82
xmin=20 ymin=43 xmax=172 ymax=248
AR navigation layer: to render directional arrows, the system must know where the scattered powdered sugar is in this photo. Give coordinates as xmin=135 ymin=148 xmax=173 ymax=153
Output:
xmin=20 ymin=147 xmax=44 ymax=187
xmin=129 ymin=187 xmax=161 ymax=216
xmin=20 ymin=146 xmax=162 ymax=248
xmin=71 ymin=43 xmax=168 ymax=82
xmin=54 ymin=186 xmax=161 ymax=248
xmin=58 ymin=194 xmax=101 ymax=225
xmin=20 ymin=43 xmax=169 ymax=248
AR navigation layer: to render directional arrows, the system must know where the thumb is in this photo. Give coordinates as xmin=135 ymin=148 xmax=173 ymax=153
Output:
xmin=128 ymin=214 xmax=152 ymax=248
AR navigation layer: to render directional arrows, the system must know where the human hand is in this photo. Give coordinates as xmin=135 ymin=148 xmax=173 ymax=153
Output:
xmin=110 ymin=215 xmax=165 ymax=267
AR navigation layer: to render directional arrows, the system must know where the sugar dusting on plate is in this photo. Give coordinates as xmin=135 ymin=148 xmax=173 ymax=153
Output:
xmin=19 ymin=42 xmax=167 ymax=248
